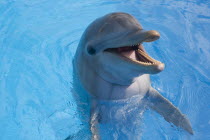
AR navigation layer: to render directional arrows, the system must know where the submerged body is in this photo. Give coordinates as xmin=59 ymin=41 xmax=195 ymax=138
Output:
xmin=92 ymin=94 xmax=147 ymax=140
xmin=74 ymin=12 xmax=193 ymax=139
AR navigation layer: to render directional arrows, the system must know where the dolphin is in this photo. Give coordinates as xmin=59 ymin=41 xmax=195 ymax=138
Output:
xmin=73 ymin=12 xmax=193 ymax=139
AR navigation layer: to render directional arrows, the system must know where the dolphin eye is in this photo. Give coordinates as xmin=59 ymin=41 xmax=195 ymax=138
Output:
xmin=87 ymin=46 xmax=96 ymax=55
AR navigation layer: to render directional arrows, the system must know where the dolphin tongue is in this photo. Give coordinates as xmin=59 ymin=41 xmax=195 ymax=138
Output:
xmin=118 ymin=47 xmax=137 ymax=60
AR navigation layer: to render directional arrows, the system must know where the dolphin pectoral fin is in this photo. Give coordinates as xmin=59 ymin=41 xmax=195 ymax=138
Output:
xmin=90 ymin=101 xmax=100 ymax=140
xmin=146 ymin=88 xmax=193 ymax=135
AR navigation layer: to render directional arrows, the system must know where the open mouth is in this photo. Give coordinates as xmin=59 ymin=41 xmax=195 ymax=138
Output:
xmin=104 ymin=44 xmax=162 ymax=65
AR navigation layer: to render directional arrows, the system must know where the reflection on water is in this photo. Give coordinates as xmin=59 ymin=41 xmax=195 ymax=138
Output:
xmin=0 ymin=0 xmax=209 ymax=140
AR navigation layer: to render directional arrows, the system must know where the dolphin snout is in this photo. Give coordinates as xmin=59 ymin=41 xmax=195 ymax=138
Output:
xmin=141 ymin=30 xmax=160 ymax=42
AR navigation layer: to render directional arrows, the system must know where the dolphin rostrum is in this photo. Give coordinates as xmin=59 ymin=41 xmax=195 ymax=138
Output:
xmin=73 ymin=12 xmax=193 ymax=139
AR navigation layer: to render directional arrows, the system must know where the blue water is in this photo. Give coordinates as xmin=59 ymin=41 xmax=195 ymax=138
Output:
xmin=0 ymin=0 xmax=210 ymax=140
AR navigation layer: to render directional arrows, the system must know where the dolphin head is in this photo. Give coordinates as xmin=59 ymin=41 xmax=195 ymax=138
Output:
xmin=77 ymin=12 xmax=165 ymax=85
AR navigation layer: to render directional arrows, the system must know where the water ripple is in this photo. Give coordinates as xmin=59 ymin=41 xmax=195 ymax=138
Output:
xmin=0 ymin=0 xmax=210 ymax=139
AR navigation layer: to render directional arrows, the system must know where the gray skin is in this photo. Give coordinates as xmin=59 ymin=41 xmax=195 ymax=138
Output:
xmin=74 ymin=12 xmax=193 ymax=139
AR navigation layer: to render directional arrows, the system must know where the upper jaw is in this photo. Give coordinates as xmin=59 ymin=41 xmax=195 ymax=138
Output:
xmin=87 ymin=29 xmax=160 ymax=55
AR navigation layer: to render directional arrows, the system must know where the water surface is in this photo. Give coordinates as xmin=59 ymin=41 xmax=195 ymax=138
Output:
xmin=0 ymin=0 xmax=210 ymax=140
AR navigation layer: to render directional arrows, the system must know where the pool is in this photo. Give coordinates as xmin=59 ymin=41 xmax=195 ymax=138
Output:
xmin=0 ymin=0 xmax=209 ymax=140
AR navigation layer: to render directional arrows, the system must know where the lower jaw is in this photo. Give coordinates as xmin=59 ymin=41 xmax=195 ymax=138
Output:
xmin=104 ymin=46 xmax=164 ymax=72
xmin=119 ymin=50 xmax=165 ymax=72
xmin=119 ymin=49 xmax=161 ymax=66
